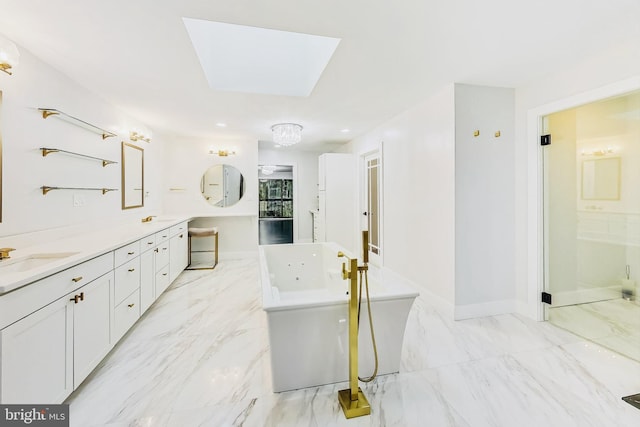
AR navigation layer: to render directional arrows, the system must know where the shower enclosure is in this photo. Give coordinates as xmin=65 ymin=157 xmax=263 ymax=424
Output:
xmin=543 ymin=90 xmax=640 ymax=361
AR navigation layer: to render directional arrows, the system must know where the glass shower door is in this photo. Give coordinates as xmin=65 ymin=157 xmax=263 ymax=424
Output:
xmin=544 ymin=90 xmax=640 ymax=361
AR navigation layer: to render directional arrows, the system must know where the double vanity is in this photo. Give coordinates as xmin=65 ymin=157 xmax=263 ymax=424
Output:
xmin=0 ymin=217 xmax=191 ymax=404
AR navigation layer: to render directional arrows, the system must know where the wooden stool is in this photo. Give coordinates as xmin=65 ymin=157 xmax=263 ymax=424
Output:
xmin=187 ymin=227 xmax=218 ymax=270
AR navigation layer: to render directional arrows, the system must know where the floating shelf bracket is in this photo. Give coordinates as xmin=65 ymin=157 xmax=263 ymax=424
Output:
xmin=40 ymin=147 xmax=118 ymax=167
xmin=38 ymin=108 xmax=117 ymax=140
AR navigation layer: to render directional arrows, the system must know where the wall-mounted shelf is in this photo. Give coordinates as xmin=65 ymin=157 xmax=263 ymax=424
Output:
xmin=40 ymin=147 xmax=118 ymax=167
xmin=41 ymin=186 xmax=118 ymax=195
xmin=38 ymin=108 xmax=117 ymax=140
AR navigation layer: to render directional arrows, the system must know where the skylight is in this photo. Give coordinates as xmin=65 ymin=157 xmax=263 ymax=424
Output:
xmin=183 ymin=18 xmax=341 ymax=97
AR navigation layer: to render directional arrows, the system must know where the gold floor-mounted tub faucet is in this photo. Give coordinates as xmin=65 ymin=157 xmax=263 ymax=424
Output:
xmin=336 ymin=231 xmax=372 ymax=419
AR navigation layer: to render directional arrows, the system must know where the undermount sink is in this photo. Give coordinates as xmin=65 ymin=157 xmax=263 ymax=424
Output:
xmin=0 ymin=252 xmax=79 ymax=274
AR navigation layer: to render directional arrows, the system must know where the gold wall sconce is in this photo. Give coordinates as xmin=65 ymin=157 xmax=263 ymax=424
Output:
xmin=130 ymin=130 xmax=151 ymax=143
xmin=473 ymin=130 xmax=480 ymax=137
xmin=0 ymin=34 xmax=20 ymax=75
xmin=208 ymin=147 xmax=236 ymax=156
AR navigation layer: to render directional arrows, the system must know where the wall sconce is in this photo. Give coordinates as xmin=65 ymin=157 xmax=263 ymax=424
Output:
xmin=208 ymin=147 xmax=236 ymax=156
xmin=130 ymin=130 xmax=151 ymax=143
xmin=581 ymin=147 xmax=615 ymax=156
xmin=0 ymin=34 xmax=20 ymax=75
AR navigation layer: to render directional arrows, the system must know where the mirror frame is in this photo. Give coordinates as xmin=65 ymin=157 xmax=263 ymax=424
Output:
xmin=121 ymin=141 xmax=144 ymax=210
xmin=581 ymin=156 xmax=621 ymax=201
xmin=200 ymin=164 xmax=245 ymax=207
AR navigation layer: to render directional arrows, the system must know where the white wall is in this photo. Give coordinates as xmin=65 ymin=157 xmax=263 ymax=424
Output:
xmin=161 ymin=135 xmax=259 ymax=255
xmin=259 ymin=149 xmax=320 ymax=243
xmin=0 ymin=41 xmax=162 ymax=238
xmin=348 ymin=85 xmax=456 ymax=303
xmin=454 ymin=84 xmax=516 ymax=317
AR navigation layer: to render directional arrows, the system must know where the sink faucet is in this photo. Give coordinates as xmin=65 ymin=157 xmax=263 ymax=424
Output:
xmin=0 ymin=248 xmax=15 ymax=260
xmin=141 ymin=216 xmax=157 ymax=223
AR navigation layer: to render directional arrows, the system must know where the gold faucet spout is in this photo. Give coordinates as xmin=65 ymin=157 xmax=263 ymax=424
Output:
xmin=0 ymin=248 xmax=15 ymax=260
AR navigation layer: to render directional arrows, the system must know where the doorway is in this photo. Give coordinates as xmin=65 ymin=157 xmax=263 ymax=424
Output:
xmin=362 ymin=151 xmax=382 ymax=266
xmin=258 ymin=165 xmax=294 ymax=245
xmin=543 ymin=90 xmax=640 ymax=361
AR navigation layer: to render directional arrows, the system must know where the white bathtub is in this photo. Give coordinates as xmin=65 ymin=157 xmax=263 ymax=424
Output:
xmin=260 ymin=242 xmax=419 ymax=392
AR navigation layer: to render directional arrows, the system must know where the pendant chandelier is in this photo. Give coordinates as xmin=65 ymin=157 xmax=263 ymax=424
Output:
xmin=271 ymin=123 xmax=303 ymax=146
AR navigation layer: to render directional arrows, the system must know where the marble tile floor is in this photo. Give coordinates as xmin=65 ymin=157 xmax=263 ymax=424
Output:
xmin=66 ymin=259 xmax=640 ymax=426
xmin=549 ymin=299 xmax=640 ymax=362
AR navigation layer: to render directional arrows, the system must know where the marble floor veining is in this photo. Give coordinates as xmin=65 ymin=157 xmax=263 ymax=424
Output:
xmin=66 ymin=259 xmax=640 ymax=426
xmin=549 ymin=299 xmax=640 ymax=362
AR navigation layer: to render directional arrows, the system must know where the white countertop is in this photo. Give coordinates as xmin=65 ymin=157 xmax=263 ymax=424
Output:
xmin=0 ymin=216 xmax=192 ymax=296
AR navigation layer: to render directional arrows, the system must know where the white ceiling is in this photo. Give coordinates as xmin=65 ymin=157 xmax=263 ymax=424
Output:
xmin=0 ymin=0 xmax=638 ymax=151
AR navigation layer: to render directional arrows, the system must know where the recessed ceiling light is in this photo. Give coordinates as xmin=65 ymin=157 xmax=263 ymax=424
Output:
xmin=340 ymin=128 xmax=350 ymax=133
xmin=216 ymin=123 xmax=227 ymax=127
xmin=183 ymin=18 xmax=341 ymax=97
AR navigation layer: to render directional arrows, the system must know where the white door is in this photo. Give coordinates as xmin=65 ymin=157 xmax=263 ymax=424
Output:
xmin=362 ymin=151 xmax=382 ymax=265
xmin=0 ymin=296 xmax=73 ymax=403
xmin=73 ymin=272 xmax=113 ymax=389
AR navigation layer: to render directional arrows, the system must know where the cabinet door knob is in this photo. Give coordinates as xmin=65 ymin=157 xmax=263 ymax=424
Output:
xmin=154 ymin=248 xmax=159 ymax=253
xmin=70 ymin=294 xmax=82 ymax=304
xmin=128 ymin=303 xmax=135 ymax=308
xmin=128 ymin=268 xmax=136 ymax=272
xmin=72 ymin=276 xmax=83 ymax=283
xmin=179 ymin=234 xmax=183 ymax=238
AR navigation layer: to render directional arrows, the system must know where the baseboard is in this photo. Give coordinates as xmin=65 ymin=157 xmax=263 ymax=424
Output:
xmin=219 ymin=251 xmax=258 ymax=260
xmin=454 ymin=299 xmax=517 ymax=320
xmin=552 ymin=285 xmax=621 ymax=307
xmin=296 ymin=238 xmax=313 ymax=243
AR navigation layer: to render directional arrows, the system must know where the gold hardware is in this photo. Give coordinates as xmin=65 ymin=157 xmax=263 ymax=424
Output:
xmin=128 ymin=268 xmax=135 ymax=272
xmin=154 ymin=248 xmax=159 ymax=253
xmin=127 ymin=251 xmax=135 ymax=255
xmin=0 ymin=63 xmax=13 ymax=75
xmin=0 ymin=248 xmax=15 ymax=260
xmin=128 ymin=303 xmax=135 ymax=308
xmin=162 ymin=273 xmax=167 ymax=276
xmin=147 ymin=241 xmax=154 ymax=245
xmin=41 ymin=148 xmax=59 ymax=157
xmin=71 ymin=276 xmax=83 ymax=282
xmin=179 ymin=234 xmax=183 ymax=238
xmin=473 ymin=130 xmax=480 ymax=137
xmin=70 ymin=292 xmax=84 ymax=304
xmin=337 ymin=256 xmax=371 ymax=418
xmin=141 ymin=215 xmax=156 ymax=223
xmin=41 ymin=110 xmax=60 ymax=119
xmin=495 ymin=131 xmax=501 ymax=138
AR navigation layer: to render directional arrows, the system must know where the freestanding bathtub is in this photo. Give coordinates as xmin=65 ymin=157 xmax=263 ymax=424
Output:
xmin=260 ymin=242 xmax=419 ymax=392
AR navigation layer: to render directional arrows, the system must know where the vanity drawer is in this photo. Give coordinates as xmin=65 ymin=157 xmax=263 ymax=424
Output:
xmin=169 ymin=222 xmax=188 ymax=237
xmin=155 ymin=241 xmax=170 ymax=271
xmin=140 ymin=235 xmax=156 ymax=253
xmin=114 ymin=241 xmax=141 ymax=267
xmin=155 ymin=229 xmax=170 ymax=244
xmin=113 ymin=290 xmax=140 ymax=342
xmin=114 ymin=258 xmax=140 ymax=306
xmin=155 ymin=265 xmax=170 ymax=296
xmin=0 ymin=253 xmax=113 ymax=330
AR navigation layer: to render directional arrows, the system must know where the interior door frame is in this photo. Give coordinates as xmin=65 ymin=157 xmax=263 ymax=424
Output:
xmin=360 ymin=145 xmax=383 ymax=266
xmin=527 ymin=76 xmax=640 ymax=321
xmin=257 ymin=163 xmax=298 ymax=243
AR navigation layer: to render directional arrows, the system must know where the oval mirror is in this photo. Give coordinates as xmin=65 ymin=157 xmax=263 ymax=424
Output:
xmin=200 ymin=164 xmax=245 ymax=207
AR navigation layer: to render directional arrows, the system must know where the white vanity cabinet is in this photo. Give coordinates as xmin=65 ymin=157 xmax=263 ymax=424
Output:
xmin=155 ymin=230 xmax=171 ymax=295
xmin=0 ymin=218 xmax=192 ymax=404
xmin=169 ymin=222 xmax=188 ymax=284
xmin=112 ymin=243 xmax=141 ymax=343
xmin=0 ymin=254 xmax=113 ymax=404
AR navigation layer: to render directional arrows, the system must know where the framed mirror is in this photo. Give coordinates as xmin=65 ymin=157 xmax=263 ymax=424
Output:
xmin=581 ymin=157 xmax=621 ymax=200
xmin=200 ymin=164 xmax=245 ymax=207
xmin=121 ymin=142 xmax=144 ymax=209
